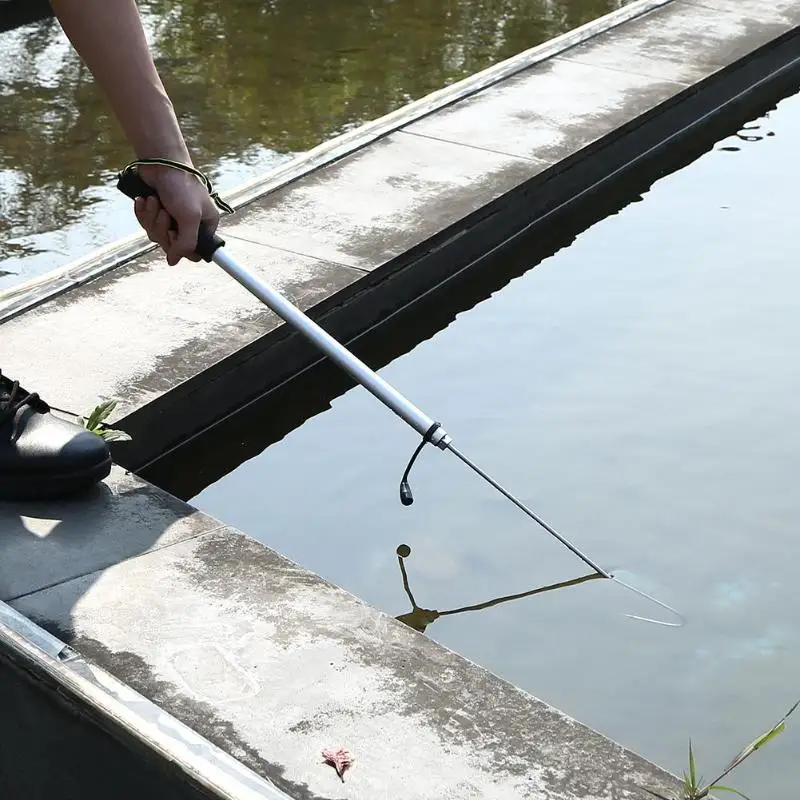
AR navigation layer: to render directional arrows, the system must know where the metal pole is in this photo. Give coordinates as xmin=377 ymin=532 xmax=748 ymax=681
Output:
xmin=115 ymin=168 xmax=683 ymax=627
xmin=211 ymin=246 xmax=685 ymax=626
xmin=212 ymin=247 xmax=451 ymax=449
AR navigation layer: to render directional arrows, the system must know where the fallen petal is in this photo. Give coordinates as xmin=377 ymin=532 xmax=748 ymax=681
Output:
xmin=322 ymin=747 xmax=353 ymax=782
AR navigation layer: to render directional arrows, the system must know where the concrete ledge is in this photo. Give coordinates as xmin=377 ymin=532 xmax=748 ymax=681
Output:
xmin=1 ymin=0 xmax=798 ymax=476
xmin=0 ymin=0 xmax=673 ymax=320
xmin=4 ymin=474 xmax=681 ymax=799
xmin=0 ymin=599 xmax=290 ymax=799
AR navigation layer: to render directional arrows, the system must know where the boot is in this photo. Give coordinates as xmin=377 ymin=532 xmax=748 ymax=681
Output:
xmin=0 ymin=370 xmax=112 ymax=501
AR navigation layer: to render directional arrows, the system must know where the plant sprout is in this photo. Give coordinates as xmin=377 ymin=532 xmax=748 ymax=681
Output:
xmin=78 ymin=399 xmax=132 ymax=442
xmin=647 ymin=699 xmax=799 ymax=800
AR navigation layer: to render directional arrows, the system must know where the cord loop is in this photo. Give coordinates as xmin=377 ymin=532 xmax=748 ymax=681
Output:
xmin=119 ymin=157 xmax=234 ymax=214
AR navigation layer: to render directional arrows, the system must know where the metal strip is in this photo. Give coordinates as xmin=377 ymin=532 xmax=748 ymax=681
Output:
xmin=0 ymin=0 xmax=675 ymax=324
xmin=0 ymin=601 xmax=293 ymax=800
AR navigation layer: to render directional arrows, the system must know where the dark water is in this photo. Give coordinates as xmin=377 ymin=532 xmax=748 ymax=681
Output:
xmin=0 ymin=0 xmax=628 ymax=289
xmin=188 ymin=89 xmax=800 ymax=795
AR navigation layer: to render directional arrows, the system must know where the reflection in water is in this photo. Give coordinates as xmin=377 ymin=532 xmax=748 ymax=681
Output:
xmin=394 ymin=543 xmax=604 ymax=633
xmin=394 ymin=543 xmax=683 ymax=632
xmin=0 ymin=0 xmax=629 ymax=283
xmin=717 ymin=117 xmax=776 ymax=152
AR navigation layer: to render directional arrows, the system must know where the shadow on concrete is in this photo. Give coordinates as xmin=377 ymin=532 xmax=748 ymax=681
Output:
xmin=0 ymin=0 xmax=52 ymax=34
xmin=0 ymin=475 xmax=201 ymax=611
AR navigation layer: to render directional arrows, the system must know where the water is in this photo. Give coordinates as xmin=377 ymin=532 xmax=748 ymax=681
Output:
xmin=187 ymin=89 xmax=800 ymax=795
xmin=0 ymin=0 xmax=629 ymax=289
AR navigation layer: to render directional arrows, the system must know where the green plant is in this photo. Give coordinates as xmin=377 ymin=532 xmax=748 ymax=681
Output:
xmin=647 ymin=699 xmax=799 ymax=800
xmin=78 ymin=400 xmax=132 ymax=443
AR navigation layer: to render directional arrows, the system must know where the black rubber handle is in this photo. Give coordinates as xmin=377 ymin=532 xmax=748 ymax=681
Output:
xmin=116 ymin=168 xmax=225 ymax=262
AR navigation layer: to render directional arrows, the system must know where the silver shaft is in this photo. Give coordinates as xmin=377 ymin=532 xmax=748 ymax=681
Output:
xmin=213 ymin=247 xmax=450 ymax=447
xmin=212 ymin=243 xmax=603 ymax=573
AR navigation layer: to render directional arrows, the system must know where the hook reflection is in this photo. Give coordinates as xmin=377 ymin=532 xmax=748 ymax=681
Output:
xmin=393 ymin=543 xmax=604 ymax=634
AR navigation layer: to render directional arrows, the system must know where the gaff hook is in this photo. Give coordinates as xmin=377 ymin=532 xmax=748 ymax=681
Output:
xmin=610 ymin=574 xmax=686 ymax=628
xmin=402 ymin=440 xmax=686 ymax=628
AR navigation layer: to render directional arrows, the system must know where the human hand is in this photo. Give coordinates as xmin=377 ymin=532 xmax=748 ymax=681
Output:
xmin=133 ymin=163 xmax=221 ymax=265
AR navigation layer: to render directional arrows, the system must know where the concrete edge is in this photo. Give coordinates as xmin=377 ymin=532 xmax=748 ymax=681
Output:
xmin=0 ymin=599 xmax=292 ymax=800
xmin=0 ymin=0 xmax=675 ymax=323
xmin=8 ymin=521 xmax=685 ymax=800
xmin=121 ymin=31 xmax=800 ymax=478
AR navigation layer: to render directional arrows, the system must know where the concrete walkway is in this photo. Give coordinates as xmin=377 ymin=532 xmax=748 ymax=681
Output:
xmin=1 ymin=0 xmax=799 ymax=797
xmin=4 ymin=467 xmax=679 ymax=799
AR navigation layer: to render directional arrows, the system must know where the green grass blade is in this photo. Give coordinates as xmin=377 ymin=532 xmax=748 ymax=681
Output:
xmin=706 ymin=698 xmax=800 ymax=789
xmin=86 ymin=399 xmax=117 ymax=431
xmin=750 ymin=723 xmax=785 ymax=752
xmin=724 ymin=704 xmax=797 ymax=770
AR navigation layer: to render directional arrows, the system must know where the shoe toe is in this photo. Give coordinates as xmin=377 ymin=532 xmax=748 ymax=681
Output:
xmin=7 ymin=409 xmax=110 ymax=475
xmin=60 ymin=423 xmax=112 ymax=470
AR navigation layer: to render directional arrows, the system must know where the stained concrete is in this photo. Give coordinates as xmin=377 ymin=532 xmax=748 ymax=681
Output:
xmin=403 ymin=58 xmax=686 ymax=163
xmin=551 ymin=0 xmax=800 ymax=84
xmin=12 ymin=516 xmax=681 ymax=799
xmin=1 ymin=0 xmax=800 ymax=797
xmin=0 ymin=239 xmax=363 ymax=423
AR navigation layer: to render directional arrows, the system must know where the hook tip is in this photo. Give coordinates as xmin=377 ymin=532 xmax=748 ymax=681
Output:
xmin=612 ymin=576 xmax=686 ymax=628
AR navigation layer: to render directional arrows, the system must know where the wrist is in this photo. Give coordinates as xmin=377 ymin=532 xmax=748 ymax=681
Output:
xmin=134 ymin=142 xmax=193 ymax=168
xmin=134 ymin=139 xmax=193 ymax=166
xmin=129 ymin=93 xmax=193 ymax=165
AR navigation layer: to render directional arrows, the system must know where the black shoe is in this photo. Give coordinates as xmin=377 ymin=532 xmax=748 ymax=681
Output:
xmin=0 ymin=370 xmax=112 ymax=501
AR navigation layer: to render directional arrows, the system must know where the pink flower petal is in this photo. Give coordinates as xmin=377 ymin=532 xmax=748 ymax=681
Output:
xmin=322 ymin=746 xmax=353 ymax=782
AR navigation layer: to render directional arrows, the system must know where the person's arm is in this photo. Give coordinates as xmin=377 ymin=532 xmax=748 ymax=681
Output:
xmin=50 ymin=0 xmax=220 ymax=264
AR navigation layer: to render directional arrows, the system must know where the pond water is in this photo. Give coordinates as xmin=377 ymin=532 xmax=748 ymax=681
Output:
xmin=187 ymin=88 xmax=800 ymax=795
xmin=0 ymin=0 xmax=629 ymax=290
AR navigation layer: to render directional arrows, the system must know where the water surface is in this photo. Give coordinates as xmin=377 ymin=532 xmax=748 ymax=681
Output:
xmin=191 ymin=89 xmax=800 ymax=795
xmin=0 ymin=0 xmax=629 ymax=288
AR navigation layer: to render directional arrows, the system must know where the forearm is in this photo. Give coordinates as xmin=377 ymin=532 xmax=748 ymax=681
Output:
xmin=50 ymin=0 xmax=191 ymax=163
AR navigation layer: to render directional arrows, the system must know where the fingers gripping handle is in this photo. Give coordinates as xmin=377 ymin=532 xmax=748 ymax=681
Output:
xmin=116 ymin=168 xmax=225 ymax=262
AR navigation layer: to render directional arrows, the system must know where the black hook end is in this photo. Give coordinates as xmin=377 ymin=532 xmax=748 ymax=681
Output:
xmin=400 ymin=481 xmax=414 ymax=506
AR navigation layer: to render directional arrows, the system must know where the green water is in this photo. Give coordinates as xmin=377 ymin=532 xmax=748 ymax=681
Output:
xmin=0 ymin=0 xmax=628 ymax=289
xmin=189 ymin=89 xmax=800 ymax=796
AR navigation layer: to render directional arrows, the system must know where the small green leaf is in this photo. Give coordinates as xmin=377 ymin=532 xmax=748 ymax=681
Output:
xmin=726 ymin=721 xmax=786 ymax=769
xmin=688 ymin=740 xmax=697 ymax=788
xmin=751 ymin=723 xmax=785 ymax=750
xmin=86 ymin=399 xmax=117 ymax=430
xmin=701 ymin=698 xmax=800 ymax=791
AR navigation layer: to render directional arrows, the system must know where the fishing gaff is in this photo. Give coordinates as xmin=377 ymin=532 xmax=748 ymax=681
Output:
xmin=117 ymin=168 xmax=683 ymax=628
